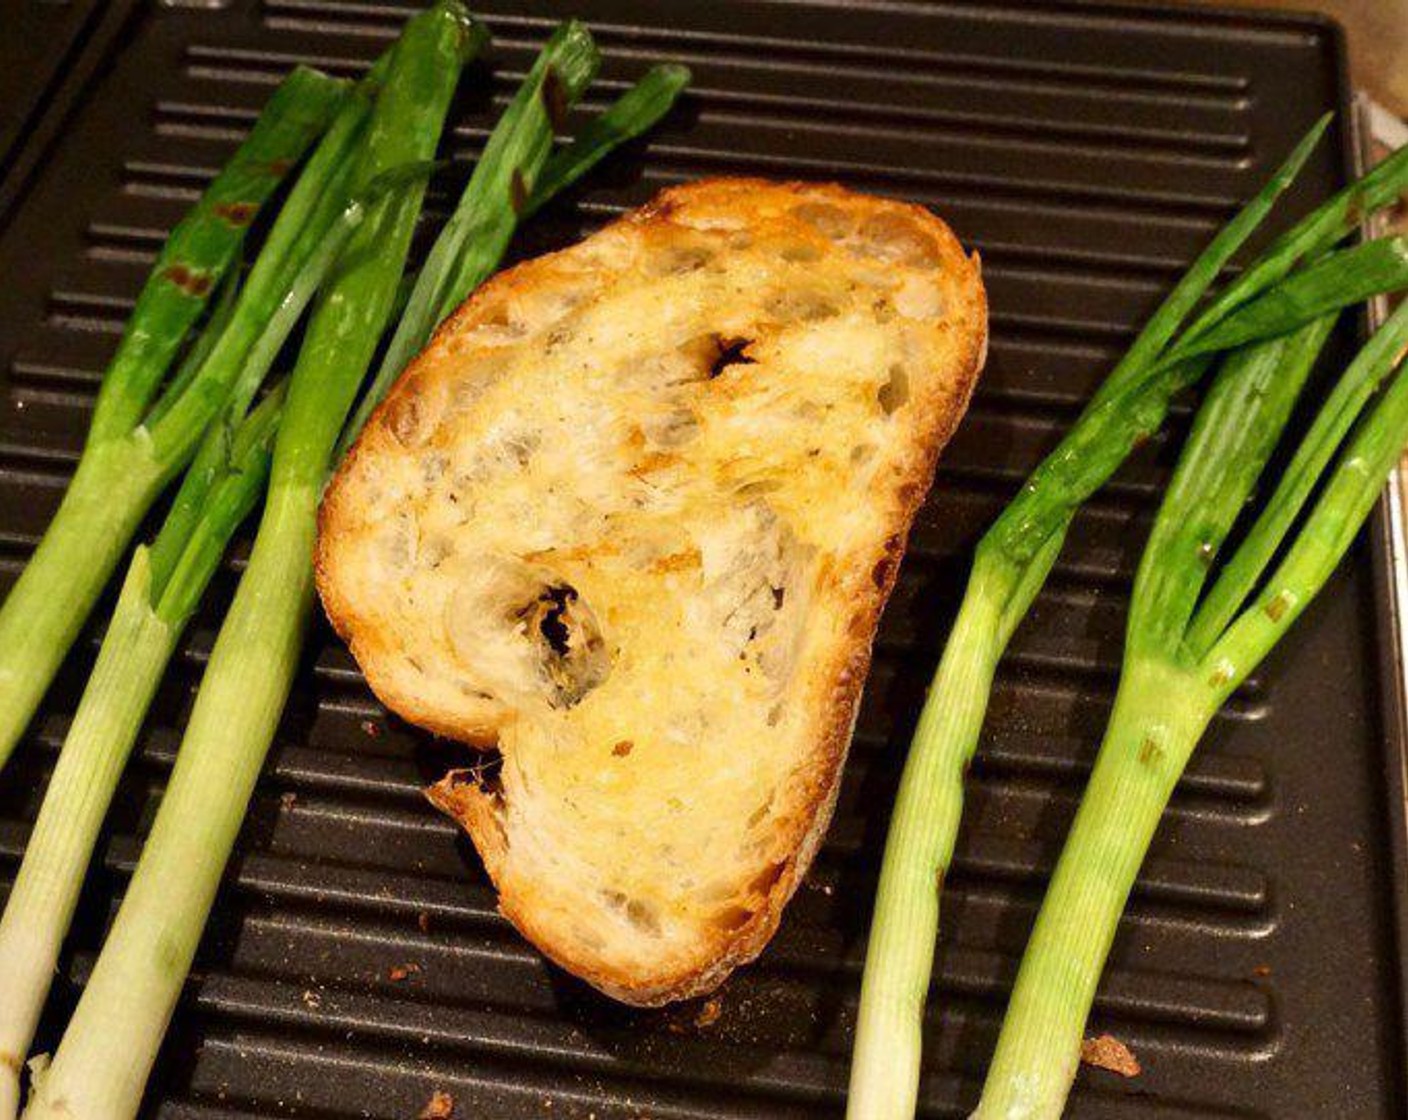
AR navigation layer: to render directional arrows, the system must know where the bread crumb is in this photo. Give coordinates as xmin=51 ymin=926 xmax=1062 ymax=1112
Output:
xmin=361 ymin=719 xmax=382 ymax=737
xmin=694 ymin=997 xmax=723 ymax=1028
xmin=279 ymin=792 xmax=297 ymax=811
xmin=300 ymin=989 xmax=322 ymax=1010
xmin=418 ymin=1090 xmax=454 ymax=1119
xmin=1252 ymin=964 xmax=1272 ymax=978
xmin=418 ymin=910 xmax=432 ymax=934
xmin=388 ymin=962 xmax=422 ymax=982
xmin=1080 ymin=1034 xmax=1140 ymax=1078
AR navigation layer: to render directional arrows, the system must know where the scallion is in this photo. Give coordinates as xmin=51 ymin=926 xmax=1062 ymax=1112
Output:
xmin=846 ymin=117 xmax=1408 ymax=1119
xmin=0 ymin=67 xmax=347 ymax=772
xmin=0 ymin=385 xmax=284 ymax=1120
xmin=973 ymin=292 xmax=1408 ymax=1120
xmin=20 ymin=6 xmax=476 ymax=1116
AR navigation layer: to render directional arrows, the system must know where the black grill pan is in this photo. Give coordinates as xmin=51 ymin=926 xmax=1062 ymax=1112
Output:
xmin=0 ymin=1 xmax=1403 ymax=1117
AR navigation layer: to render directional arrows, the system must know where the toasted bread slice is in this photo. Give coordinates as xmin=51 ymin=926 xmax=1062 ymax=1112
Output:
xmin=316 ymin=178 xmax=986 ymax=1005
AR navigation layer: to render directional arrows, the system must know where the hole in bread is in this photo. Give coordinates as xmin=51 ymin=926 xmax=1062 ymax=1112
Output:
xmin=712 ymin=904 xmax=754 ymax=932
xmin=448 ymin=358 xmax=503 ymax=414
xmin=850 ymin=443 xmax=877 ymax=467
xmin=570 ymin=924 xmax=607 ymax=953
xmin=601 ymin=890 xmax=662 ymax=936
xmin=792 ymin=201 xmax=851 ymax=239
xmin=421 ymin=453 xmax=448 ymax=484
xmin=647 ymin=242 xmax=715 ymax=277
xmin=513 ymin=581 xmax=610 ymax=708
xmin=854 ymin=212 xmax=941 ymax=268
xmin=625 ymin=898 xmax=662 ymax=936
xmin=707 ymin=335 xmax=756 ymax=380
xmin=445 ymin=556 xmax=612 ymax=710
xmin=747 ymin=791 xmax=775 ymax=828
xmin=503 ymin=432 xmax=539 ymax=468
xmin=679 ymin=212 xmax=745 ymax=233
xmin=706 ymin=503 xmax=804 ymax=667
xmin=642 ymin=406 xmax=699 ymax=448
xmin=524 ymin=283 xmax=595 ymax=340
xmin=534 ymin=585 xmax=574 ymax=656
xmin=780 ymin=240 xmax=823 ymax=264
xmin=383 ymin=388 xmax=424 ymax=448
xmin=420 ymin=534 xmax=452 ymax=569
xmin=747 ymin=859 xmax=788 ymax=898
xmin=766 ymin=290 xmax=838 ymax=323
xmin=671 ymin=333 xmax=755 ymax=384
xmin=878 ymin=364 xmax=910 ymax=414
xmin=894 ymin=276 xmax=945 ymax=320
xmin=466 ymin=747 xmax=505 ymax=802
xmin=470 ymin=303 xmax=528 ymax=345
xmin=378 ymin=512 xmax=415 ymax=573
xmin=853 ymin=265 xmax=898 ymax=291
xmin=735 ymin=478 xmax=782 ymax=498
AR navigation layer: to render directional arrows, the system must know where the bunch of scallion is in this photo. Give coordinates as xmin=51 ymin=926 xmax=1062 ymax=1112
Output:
xmin=848 ymin=120 xmax=1408 ymax=1119
xmin=0 ymin=67 xmax=350 ymax=773
xmin=0 ymin=100 xmax=384 ymax=1110
xmin=19 ymin=9 xmax=473 ymax=1114
xmin=2 ymin=5 xmax=686 ymax=1116
xmin=974 ymin=243 xmax=1408 ymax=1120
xmin=0 ymin=388 xmax=282 ymax=1119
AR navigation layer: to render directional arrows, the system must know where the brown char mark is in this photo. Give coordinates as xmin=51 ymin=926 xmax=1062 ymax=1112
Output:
xmin=541 ymin=66 xmax=570 ymax=132
xmin=510 ymin=169 xmax=530 ymax=216
xmin=163 ymin=263 xmax=214 ymax=297
xmin=213 ymin=200 xmax=259 ymax=227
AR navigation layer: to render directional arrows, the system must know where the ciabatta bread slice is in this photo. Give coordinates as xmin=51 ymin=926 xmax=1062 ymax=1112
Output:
xmin=316 ymin=178 xmax=986 ymax=1005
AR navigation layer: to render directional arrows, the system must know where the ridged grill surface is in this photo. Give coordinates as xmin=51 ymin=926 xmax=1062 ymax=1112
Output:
xmin=0 ymin=1 xmax=1402 ymax=1117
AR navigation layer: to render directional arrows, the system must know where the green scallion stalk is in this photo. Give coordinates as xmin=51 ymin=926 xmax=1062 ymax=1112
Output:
xmin=19 ymin=8 xmax=475 ymax=1116
xmin=1188 ymin=296 xmax=1408 ymax=652
xmin=0 ymin=387 xmax=283 ymax=1120
xmin=846 ymin=125 xmax=1320 ymax=1120
xmin=1169 ymin=236 xmax=1408 ymax=360
xmin=0 ymin=135 xmax=379 ymax=1114
xmin=0 ymin=67 xmax=348 ymax=774
xmin=1087 ymin=121 xmax=1408 ymax=419
xmin=974 ymin=295 xmax=1408 ymax=1120
xmin=1192 ymin=136 xmax=1408 ymax=334
xmin=142 ymin=271 xmax=242 ymax=429
xmin=85 ymin=68 xmax=342 ymax=445
xmin=522 ymin=63 xmax=691 ymax=218
xmin=846 ymin=116 xmax=1408 ymax=1119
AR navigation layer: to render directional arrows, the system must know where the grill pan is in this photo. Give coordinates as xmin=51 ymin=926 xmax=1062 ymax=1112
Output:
xmin=0 ymin=1 xmax=1404 ymax=1116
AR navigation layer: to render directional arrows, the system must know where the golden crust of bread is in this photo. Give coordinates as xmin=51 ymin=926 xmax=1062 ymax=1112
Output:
xmin=317 ymin=177 xmax=986 ymax=1006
